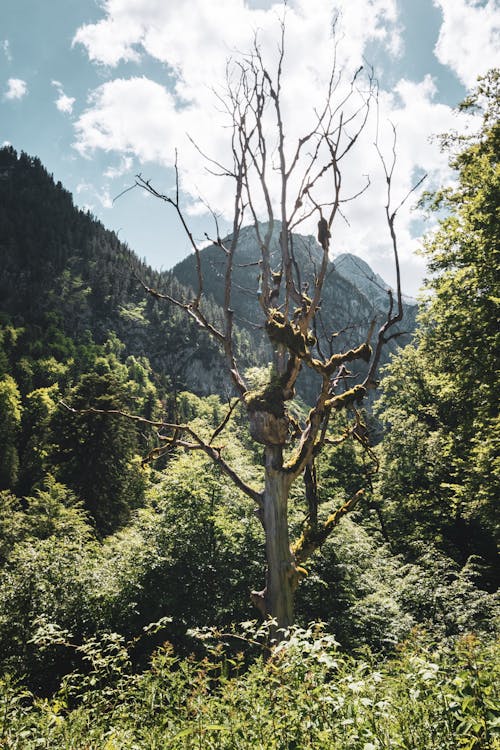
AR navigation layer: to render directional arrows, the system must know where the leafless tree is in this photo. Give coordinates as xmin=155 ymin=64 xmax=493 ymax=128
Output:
xmin=84 ymin=23 xmax=420 ymax=636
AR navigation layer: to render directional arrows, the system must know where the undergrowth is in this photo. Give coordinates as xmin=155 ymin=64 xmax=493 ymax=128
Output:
xmin=0 ymin=623 xmax=498 ymax=749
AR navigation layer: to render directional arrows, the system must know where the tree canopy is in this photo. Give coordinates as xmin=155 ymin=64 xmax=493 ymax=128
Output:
xmin=377 ymin=70 xmax=499 ymax=579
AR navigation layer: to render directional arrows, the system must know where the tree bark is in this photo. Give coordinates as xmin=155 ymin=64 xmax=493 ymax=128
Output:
xmin=261 ymin=445 xmax=295 ymax=634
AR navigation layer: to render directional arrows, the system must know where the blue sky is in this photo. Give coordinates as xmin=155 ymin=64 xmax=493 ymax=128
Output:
xmin=1 ymin=0 xmax=499 ymax=294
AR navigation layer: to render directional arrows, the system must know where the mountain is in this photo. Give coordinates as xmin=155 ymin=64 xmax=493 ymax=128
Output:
xmin=0 ymin=146 xmax=225 ymax=395
xmin=335 ymin=253 xmax=416 ymax=308
xmin=172 ymin=222 xmax=417 ymax=379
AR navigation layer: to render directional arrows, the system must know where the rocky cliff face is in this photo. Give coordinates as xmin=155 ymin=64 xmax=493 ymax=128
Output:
xmin=172 ymin=222 xmax=417 ymax=400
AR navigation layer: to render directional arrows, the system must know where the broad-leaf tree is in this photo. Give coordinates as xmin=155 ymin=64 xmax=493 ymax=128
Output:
xmin=0 ymin=374 xmax=22 ymax=490
xmin=377 ymin=71 xmax=499 ymax=574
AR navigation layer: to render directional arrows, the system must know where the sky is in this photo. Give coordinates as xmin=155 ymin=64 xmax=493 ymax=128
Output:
xmin=1 ymin=0 xmax=499 ymax=296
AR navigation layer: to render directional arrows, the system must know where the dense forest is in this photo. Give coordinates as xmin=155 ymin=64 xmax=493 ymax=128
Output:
xmin=0 ymin=72 xmax=498 ymax=748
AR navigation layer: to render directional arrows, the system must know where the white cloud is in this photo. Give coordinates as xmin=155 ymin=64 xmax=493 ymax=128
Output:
xmin=1 ymin=40 xmax=12 ymax=62
xmin=104 ymin=155 xmax=134 ymax=178
xmin=52 ymin=80 xmax=76 ymax=114
xmin=72 ymin=0 xmax=404 ymax=181
xmin=98 ymin=188 xmax=114 ymax=209
xmin=4 ymin=78 xmax=28 ymax=100
xmin=73 ymin=0 xmax=402 ymax=93
xmin=76 ymin=180 xmax=92 ymax=194
xmin=433 ymin=0 xmax=500 ymax=88
xmin=56 ymin=93 xmax=76 ymax=114
xmin=74 ymin=180 xmax=114 ymax=211
xmin=71 ymin=0 xmax=478 ymax=293
xmin=331 ymin=75 xmax=461 ymax=288
xmin=74 ymin=77 xmax=183 ymax=162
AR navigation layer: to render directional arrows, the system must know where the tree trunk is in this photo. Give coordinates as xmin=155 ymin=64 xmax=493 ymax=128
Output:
xmin=261 ymin=445 xmax=295 ymax=634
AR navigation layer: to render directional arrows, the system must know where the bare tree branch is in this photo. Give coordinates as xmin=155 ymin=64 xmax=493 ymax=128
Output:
xmin=59 ymin=401 xmax=262 ymax=507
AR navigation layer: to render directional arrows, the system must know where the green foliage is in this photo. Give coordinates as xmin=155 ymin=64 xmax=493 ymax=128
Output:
xmin=0 ymin=624 xmax=498 ymax=749
xmin=17 ymin=385 xmax=59 ymax=494
xmin=0 ymin=491 xmax=25 ymax=563
xmin=141 ymin=450 xmax=262 ymax=626
xmin=0 ymin=374 xmax=22 ymax=489
xmin=376 ymin=72 xmax=500 ymax=577
xmin=0 ymin=324 xmax=22 ymax=376
xmin=315 ymin=421 xmax=368 ymax=498
xmin=0 ymin=146 xmax=226 ymax=400
xmin=51 ymin=366 xmax=148 ymax=535
xmin=176 ymin=390 xmax=224 ymax=425
xmin=295 ymin=519 xmax=415 ymax=650
xmin=0 ymin=422 xmax=263 ymax=685
xmin=0 ymin=478 xmax=96 ymax=689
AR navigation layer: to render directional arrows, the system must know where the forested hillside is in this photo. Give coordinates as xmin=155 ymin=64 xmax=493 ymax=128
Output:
xmin=0 ymin=72 xmax=498 ymax=750
xmin=0 ymin=146 xmax=230 ymax=397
